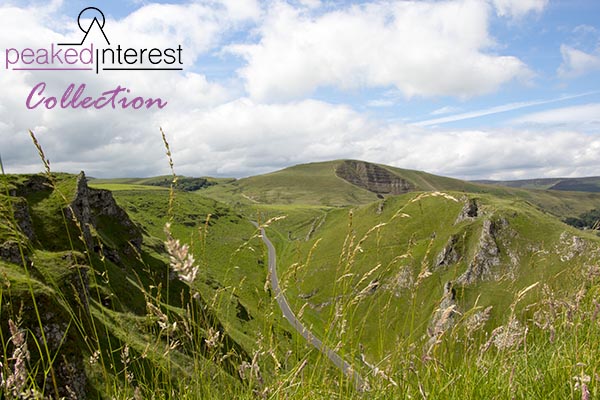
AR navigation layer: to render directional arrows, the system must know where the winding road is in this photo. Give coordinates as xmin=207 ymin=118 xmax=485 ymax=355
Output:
xmin=252 ymin=222 xmax=366 ymax=390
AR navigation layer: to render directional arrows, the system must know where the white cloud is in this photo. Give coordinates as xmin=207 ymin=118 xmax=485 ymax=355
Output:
xmin=156 ymin=99 xmax=600 ymax=180
xmin=0 ymin=1 xmax=242 ymax=177
xmin=511 ymin=103 xmax=600 ymax=130
xmin=357 ymin=128 xmax=600 ymax=180
xmin=430 ymin=106 xmax=462 ymax=116
xmin=0 ymin=1 xmax=597 ymax=183
xmin=298 ymin=0 xmax=322 ymax=9
xmin=367 ymin=99 xmax=396 ymax=108
xmin=491 ymin=0 xmax=547 ymax=18
xmin=161 ymin=98 xmax=375 ymax=176
xmin=219 ymin=0 xmax=261 ymax=22
xmin=415 ymin=92 xmax=598 ymax=126
xmin=559 ymin=45 xmax=600 ymax=78
xmin=229 ymin=0 xmax=532 ymax=102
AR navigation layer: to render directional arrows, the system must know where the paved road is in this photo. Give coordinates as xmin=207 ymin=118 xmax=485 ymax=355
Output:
xmin=253 ymin=222 xmax=366 ymax=390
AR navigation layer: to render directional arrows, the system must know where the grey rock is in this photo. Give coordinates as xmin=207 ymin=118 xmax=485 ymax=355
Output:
xmin=0 ymin=240 xmax=23 ymax=264
xmin=68 ymin=172 xmax=142 ymax=256
xmin=457 ymin=219 xmax=501 ymax=285
xmin=12 ymin=197 xmax=36 ymax=241
xmin=15 ymin=175 xmax=51 ymax=196
xmin=428 ymin=281 xmax=458 ymax=338
xmin=455 ymin=198 xmax=478 ymax=224
xmin=435 ymin=235 xmax=460 ymax=268
xmin=335 ymin=160 xmax=413 ymax=195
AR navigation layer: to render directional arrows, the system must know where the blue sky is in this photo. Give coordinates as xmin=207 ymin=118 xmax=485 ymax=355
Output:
xmin=1 ymin=0 xmax=599 ymax=179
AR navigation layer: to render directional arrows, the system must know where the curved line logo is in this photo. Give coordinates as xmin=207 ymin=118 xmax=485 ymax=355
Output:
xmin=3 ymin=7 xmax=184 ymax=110
xmin=59 ymin=7 xmax=111 ymax=46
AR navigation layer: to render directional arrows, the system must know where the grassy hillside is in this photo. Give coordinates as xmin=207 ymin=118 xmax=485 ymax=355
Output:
xmin=4 ymin=160 xmax=600 ymax=399
xmin=215 ymin=184 xmax=600 ymax=397
xmin=200 ymin=160 xmax=497 ymax=207
xmin=476 ymin=176 xmax=600 ymax=192
xmin=199 ymin=160 xmax=600 ymax=221
xmin=200 ymin=161 xmax=379 ymax=206
xmin=0 ymin=173 xmax=340 ymax=399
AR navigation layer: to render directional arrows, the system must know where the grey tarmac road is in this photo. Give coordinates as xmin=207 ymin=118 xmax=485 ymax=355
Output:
xmin=252 ymin=222 xmax=366 ymax=390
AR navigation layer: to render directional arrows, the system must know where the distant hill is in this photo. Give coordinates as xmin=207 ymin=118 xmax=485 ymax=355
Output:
xmin=90 ymin=175 xmax=234 ymax=192
xmin=474 ymin=176 xmax=600 ymax=193
xmin=91 ymin=160 xmax=600 ymax=219
xmin=198 ymin=160 xmax=600 ymax=220
xmin=200 ymin=159 xmax=486 ymax=207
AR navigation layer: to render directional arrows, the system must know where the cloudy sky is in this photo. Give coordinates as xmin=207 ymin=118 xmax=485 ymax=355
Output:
xmin=0 ymin=0 xmax=599 ymax=180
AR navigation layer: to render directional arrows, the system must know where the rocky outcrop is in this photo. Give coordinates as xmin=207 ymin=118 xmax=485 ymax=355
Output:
xmin=376 ymin=199 xmax=385 ymax=215
xmin=12 ymin=255 xmax=91 ymax=399
xmin=335 ymin=160 xmax=413 ymax=195
xmin=435 ymin=235 xmax=461 ymax=268
xmin=0 ymin=241 xmax=23 ymax=264
xmin=15 ymin=175 xmax=51 ymax=196
xmin=68 ymin=172 xmax=142 ymax=258
xmin=557 ymin=232 xmax=587 ymax=262
xmin=457 ymin=219 xmax=502 ymax=285
xmin=12 ymin=197 xmax=36 ymax=241
xmin=0 ymin=196 xmax=35 ymax=264
xmin=455 ymin=198 xmax=479 ymax=224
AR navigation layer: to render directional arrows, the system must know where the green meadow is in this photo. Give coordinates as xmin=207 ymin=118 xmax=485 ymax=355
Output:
xmin=2 ymin=157 xmax=600 ymax=398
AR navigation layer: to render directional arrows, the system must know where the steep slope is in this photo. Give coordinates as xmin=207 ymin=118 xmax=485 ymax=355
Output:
xmin=266 ymin=190 xmax=600 ymax=364
xmin=0 ymin=173 xmax=301 ymax=398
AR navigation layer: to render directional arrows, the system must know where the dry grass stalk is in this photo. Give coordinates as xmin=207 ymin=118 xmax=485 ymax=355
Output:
xmin=164 ymin=222 xmax=199 ymax=284
xmin=4 ymin=319 xmax=31 ymax=399
xmin=160 ymin=127 xmax=178 ymax=222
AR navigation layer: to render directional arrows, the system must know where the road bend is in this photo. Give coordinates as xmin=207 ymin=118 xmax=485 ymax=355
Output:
xmin=252 ymin=222 xmax=366 ymax=391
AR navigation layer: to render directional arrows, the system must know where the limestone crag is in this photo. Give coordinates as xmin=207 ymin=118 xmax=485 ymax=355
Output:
xmin=457 ymin=219 xmax=502 ymax=285
xmin=335 ymin=160 xmax=413 ymax=195
xmin=455 ymin=198 xmax=479 ymax=224
xmin=15 ymin=174 xmax=51 ymax=197
xmin=435 ymin=235 xmax=461 ymax=268
xmin=0 ymin=196 xmax=35 ymax=263
xmin=12 ymin=197 xmax=36 ymax=241
xmin=0 ymin=241 xmax=22 ymax=264
xmin=69 ymin=172 xmax=142 ymax=258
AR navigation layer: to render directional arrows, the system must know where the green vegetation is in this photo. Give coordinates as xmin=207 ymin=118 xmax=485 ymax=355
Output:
xmin=477 ymin=175 xmax=600 ymax=192
xmin=90 ymin=176 xmax=221 ymax=192
xmin=3 ymin=156 xmax=600 ymax=399
xmin=564 ymin=208 xmax=600 ymax=230
xmin=200 ymin=161 xmax=380 ymax=206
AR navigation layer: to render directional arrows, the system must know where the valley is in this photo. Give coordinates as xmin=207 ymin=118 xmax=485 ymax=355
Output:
xmin=2 ymin=159 xmax=600 ymax=398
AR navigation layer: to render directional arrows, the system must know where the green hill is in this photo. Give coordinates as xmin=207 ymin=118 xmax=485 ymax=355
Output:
xmin=200 ymin=159 xmax=600 ymax=221
xmin=266 ymin=191 xmax=600 ymax=359
xmin=475 ymin=176 xmax=600 ymax=192
xmin=4 ymin=161 xmax=600 ymax=399
xmin=0 ymin=172 xmax=311 ymax=399
xmin=200 ymin=159 xmax=486 ymax=206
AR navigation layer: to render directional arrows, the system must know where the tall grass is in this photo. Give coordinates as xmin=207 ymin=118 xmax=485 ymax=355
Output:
xmin=1 ymin=131 xmax=599 ymax=399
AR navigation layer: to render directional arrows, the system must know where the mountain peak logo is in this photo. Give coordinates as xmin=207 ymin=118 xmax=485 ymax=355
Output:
xmin=59 ymin=7 xmax=110 ymax=46
xmin=4 ymin=7 xmax=184 ymax=110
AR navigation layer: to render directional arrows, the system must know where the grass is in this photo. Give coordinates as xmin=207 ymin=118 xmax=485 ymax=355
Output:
xmin=2 ymin=135 xmax=600 ymax=399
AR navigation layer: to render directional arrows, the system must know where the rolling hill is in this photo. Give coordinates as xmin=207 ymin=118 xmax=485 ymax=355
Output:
xmin=3 ymin=160 xmax=600 ymax=399
xmin=475 ymin=176 xmax=600 ymax=192
xmin=198 ymin=159 xmax=600 ymax=220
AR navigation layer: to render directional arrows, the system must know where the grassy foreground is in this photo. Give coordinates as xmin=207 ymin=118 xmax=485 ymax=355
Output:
xmin=1 ymin=137 xmax=600 ymax=398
